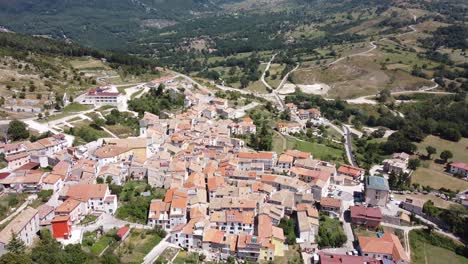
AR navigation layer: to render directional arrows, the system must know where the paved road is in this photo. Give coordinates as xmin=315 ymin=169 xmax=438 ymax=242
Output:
xmin=79 ymin=214 xmax=151 ymax=233
xmin=343 ymin=126 xmax=357 ymax=166
xmin=275 ymin=64 xmax=299 ymax=92
xmin=380 ymin=222 xmax=425 ymax=257
xmin=173 ymin=72 xmax=211 ymax=95
xmin=234 ymin=102 xmax=260 ymax=118
xmin=327 ymin=41 xmax=377 ymax=67
xmin=260 ymin=54 xmax=277 ymax=91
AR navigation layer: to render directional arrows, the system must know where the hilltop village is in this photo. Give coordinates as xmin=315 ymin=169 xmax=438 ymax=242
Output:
xmin=0 ymin=76 xmax=466 ymax=264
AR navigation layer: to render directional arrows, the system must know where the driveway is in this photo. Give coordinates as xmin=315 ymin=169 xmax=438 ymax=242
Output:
xmin=79 ymin=214 xmax=150 ymax=233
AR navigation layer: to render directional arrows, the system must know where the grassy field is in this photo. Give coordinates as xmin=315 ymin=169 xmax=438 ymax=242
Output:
xmin=265 ymin=63 xmax=286 ymax=89
xmin=118 ymin=229 xmax=162 ymax=263
xmin=66 ymin=120 xmax=112 ymax=145
xmin=0 ymin=193 xmax=28 ymax=222
xmin=40 ymin=103 xmax=92 ymax=122
xmin=69 ymin=58 xmax=110 ymax=70
xmin=393 ymin=193 xmax=456 ymax=209
xmin=409 ymin=229 xmax=468 ymax=264
xmin=246 ymin=80 xmax=269 ymax=94
xmin=412 ymin=136 xmax=468 ymax=191
xmin=412 ymin=164 xmax=468 ymax=192
xmin=292 ymin=41 xmax=435 ymax=99
xmin=285 ymin=136 xmax=345 ymax=164
xmin=262 ymin=244 xmax=302 ymax=264
xmin=104 ymin=124 xmax=135 ymax=138
xmin=416 ymin=136 xmax=468 ymax=162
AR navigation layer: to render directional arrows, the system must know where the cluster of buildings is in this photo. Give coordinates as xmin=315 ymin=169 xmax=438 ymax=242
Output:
xmin=285 ymin=103 xmax=323 ymax=126
xmin=0 ymin=137 xmax=119 ymax=248
xmin=0 ymin=82 xmax=413 ymax=263
xmin=2 ymin=98 xmax=53 ymax=113
xmin=0 ymin=134 xmax=69 ymax=170
xmin=382 ymin=152 xmax=411 ymax=175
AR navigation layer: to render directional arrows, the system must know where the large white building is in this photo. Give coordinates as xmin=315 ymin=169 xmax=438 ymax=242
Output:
xmin=82 ymin=86 xmax=124 ymax=107
xmin=0 ymin=207 xmax=40 ymax=252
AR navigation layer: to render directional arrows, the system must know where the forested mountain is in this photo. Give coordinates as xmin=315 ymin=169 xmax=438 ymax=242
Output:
xmin=0 ymin=0 xmax=238 ymax=49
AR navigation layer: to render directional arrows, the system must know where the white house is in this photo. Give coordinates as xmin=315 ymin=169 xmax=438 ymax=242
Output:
xmin=0 ymin=207 xmax=40 ymax=250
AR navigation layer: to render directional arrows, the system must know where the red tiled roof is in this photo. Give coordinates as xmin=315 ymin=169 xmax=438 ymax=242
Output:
xmin=320 ymin=197 xmax=342 ymax=208
xmin=238 ymin=152 xmax=274 ymax=160
xmin=16 ymin=162 xmax=40 ymax=171
xmin=338 ymin=164 xmax=364 ymax=178
xmin=117 ymin=226 xmax=130 ymax=238
xmin=350 ymin=205 xmax=382 ymax=220
xmin=451 ymin=162 xmax=468 ymax=170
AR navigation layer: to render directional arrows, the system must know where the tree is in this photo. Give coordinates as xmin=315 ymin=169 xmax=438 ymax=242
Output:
xmin=6 ymin=232 xmax=26 ymax=254
xmin=426 ymin=146 xmax=437 ymax=159
xmin=278 ymin=217 xmax=296 ymax=245
xmin=377 ymin=88 xmax=391 ymax=103
xmin=440 ymin=150 xmax=453 ymax=163
xmin=240 ymin=77 xmax=249 ymax=88
xmin=0 ymin=253 xmax=32 ymax=264
xmin=408 ymin=158 xmax=421 ymax=170
xmin=7 ymin=120 xmax=29 ymax=141
xmin=153 ymin=83 xmax=165 ymax=97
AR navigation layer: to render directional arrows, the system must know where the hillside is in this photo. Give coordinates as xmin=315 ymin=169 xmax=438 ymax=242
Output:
xmin=0 ymin=0 xmax=466 ymax=99
xmin=0 ymin=32 xmax=160 ymax=119
xmin=0 ymin=0 xmax=235 ymax=49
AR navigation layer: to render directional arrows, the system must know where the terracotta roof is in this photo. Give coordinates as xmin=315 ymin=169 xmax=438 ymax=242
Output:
xmin=203 ymin=229 xmax=224 ymax=243
xmin=5 ymin=152 xmax=29 ymax=162
xmin=358 ymin=233 xmax=409 ymax=262
xmin=278 ymin=154 xmax=294 ymax=163
xmin=37 ymin=204 xmax=54 ymax=219
xmin=225 ymin=210 xmax=255 ymax=224
xmin=149 ymin=200 xmax=170 ymax=219
xmin=242 ymin=117 xmax=253 ymax=123
xmin=320 ymin=197 xmax=342 ymax=208
xmin=171 ymin=197 xmax=187 ymax=209
xmin=290 ymin=166 xmax=330 ymax=181
xmin=238 ymin=151 xmax=275 ymax=160
xmin=318 ymin=252 xmax=380 ymax=264
xmin=55 ymin=198 xmax=81 ymax=214
xmin=271 ymin=226 xmax=285 ymax=241
xmin=207 ymin=176 xmax=226 ymax=191
xmin=350 ymin=205 xmax=382 ymax=220
xmin=52 ymin=160 xmax=70 ymax=177
xmin=16 ymin=162 xmax=40 ymax=171
xmin=117 ymin=226 xmax=130 ymax=238
xmin=51 ymin=215 xmax=70 ymax=223
xmin=451 ymin=162 xmax=468 ymax=170
xmin=94 ymin=145 xmax=130 ymax=159
xmin=284 ymin=150 xmax=310 ymax=159
xmin=66 ymin=184 xmax=109 ymax=201
xmin=338 ymin=164 xmax=364 ymax=178
xmin=296 ymin=203 xmax=319 ymax=218
xmin=42 ymin=173 xmax=63 ymax=184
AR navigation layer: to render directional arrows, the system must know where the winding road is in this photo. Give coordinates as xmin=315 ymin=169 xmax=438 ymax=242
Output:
xmin=327 ymin=41 xmax=377 ymax=67
xmin=260 ymin=53 xmax=277 ymax=91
